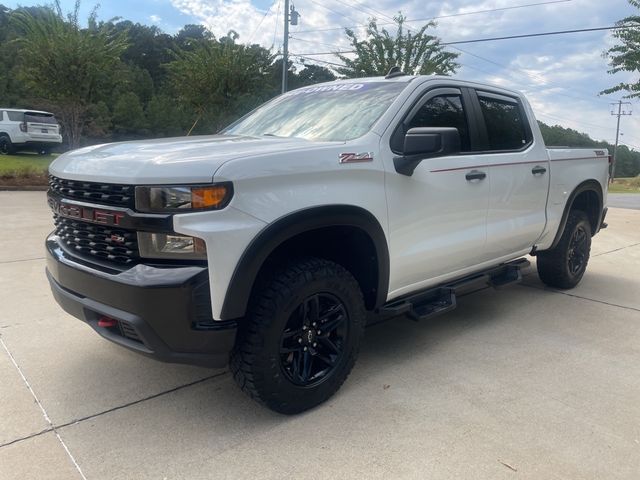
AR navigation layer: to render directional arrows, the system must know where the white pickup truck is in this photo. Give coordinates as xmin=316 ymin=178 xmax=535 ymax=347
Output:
xmin=46 ymin=74 xmax=609 ymax=414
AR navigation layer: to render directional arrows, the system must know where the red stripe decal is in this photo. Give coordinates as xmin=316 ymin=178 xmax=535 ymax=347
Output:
xmin=430 ymin=156 xmax=605 ymax=173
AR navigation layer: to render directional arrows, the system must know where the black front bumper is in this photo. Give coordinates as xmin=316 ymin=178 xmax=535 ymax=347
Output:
xmin=45 ymin=234 xmax=236 ymax=368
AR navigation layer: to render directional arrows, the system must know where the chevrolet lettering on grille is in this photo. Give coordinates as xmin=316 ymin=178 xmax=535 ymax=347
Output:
xmin=47 ymin=196 xmax=125 ymax=227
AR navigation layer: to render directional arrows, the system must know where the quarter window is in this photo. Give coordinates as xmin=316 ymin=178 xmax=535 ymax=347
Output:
xmin=7 ymin=111 xmax=24 ymax=122
xmin=478 ymin=96 xmax=528 ymax=150
xmin=407 ymin=94 xmax=471 ymax=151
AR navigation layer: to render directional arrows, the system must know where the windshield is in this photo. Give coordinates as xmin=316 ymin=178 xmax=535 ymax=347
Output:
xmin=224 ymin=82 xmax=407 ymax=142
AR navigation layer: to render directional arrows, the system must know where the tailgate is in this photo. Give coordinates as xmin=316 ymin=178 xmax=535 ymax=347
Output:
xmin=24 ymin=112 xmax=60 ymax=138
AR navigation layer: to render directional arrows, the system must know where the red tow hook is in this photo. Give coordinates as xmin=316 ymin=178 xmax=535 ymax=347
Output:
xmin=97 ymin=316 xmax=118 ymax=328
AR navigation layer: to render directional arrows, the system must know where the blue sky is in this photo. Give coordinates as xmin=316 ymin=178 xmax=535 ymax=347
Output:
xmin=4 ymin=0 xmax=639 ymax=146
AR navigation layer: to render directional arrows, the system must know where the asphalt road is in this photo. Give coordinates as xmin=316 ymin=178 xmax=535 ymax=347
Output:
xmin=1 ymin=192 xmax=640 ymax=480
xmin=608 ymin=193 xmax=640 ymax=210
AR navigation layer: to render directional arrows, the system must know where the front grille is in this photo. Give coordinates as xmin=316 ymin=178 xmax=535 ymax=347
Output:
xmin=49 ymin=175 xmax=135 ymax=209
xmin=54 ymin=214 xmax=139 ymax=265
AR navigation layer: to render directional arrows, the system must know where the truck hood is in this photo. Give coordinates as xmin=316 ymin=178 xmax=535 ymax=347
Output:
xmin=49 ymin=135 xmax=324 ymax=184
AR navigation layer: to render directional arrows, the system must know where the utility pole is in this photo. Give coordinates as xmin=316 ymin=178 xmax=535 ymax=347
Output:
xmin=610 ymin=100 xmax=632 ymax=182
xmin=281 ymin=0 xmax=299 ymax=94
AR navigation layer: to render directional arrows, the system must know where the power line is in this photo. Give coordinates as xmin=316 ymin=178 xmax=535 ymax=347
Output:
xmin=296 ymin=0 xmax=572 ymax=33
xmin=302 ymin=0 xmax=360 ymax=25
xmin=290 ymin=35 xmax=350 ymax=51
xmin=336 ymin=0 xmax=397 ymax=23
xmin=444 ymin=25 xmax=632 ymax=46
xmin=293 ymin=25 xmax=633 ymax=56
xmin=290 ymin=52 xmax=346 ymax=68
xmin=451 ymin=45 xmax=613 ymax=104
xmin=620 ymin=141 xmax=640 ymax=150
xmin=536 ymin=111 xmax=613 ymax=132
xmin=248 ymin=0 xmax=278 ymax=44
xmin=272 ymin=0 xmax=281 ymax=48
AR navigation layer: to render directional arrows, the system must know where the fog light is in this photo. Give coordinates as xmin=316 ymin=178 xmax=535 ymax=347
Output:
xmin=137 ymin=232 xmax=207 ymax=260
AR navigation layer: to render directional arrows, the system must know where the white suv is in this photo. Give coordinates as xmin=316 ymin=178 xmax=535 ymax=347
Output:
xmin=0 ymin=108 xmax=62 ymax=155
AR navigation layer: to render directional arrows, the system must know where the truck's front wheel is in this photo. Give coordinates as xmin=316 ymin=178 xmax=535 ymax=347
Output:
xmin=230 ymin=257 xmax=366 ymax=414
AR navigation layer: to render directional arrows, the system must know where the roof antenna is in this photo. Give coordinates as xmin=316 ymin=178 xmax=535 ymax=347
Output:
xmin=385 ymin=66 xmax=405 ymax=79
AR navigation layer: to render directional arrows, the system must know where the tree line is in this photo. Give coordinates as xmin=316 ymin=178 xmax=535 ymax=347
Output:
xmin=0 ymin=1 xmax=638 ymax=177
xmin=0 ymin=2 xmax=337 ymax=148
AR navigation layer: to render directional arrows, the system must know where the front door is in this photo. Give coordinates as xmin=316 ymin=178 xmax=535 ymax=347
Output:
xmin=382 ymin=87 xmax=491 ymax=298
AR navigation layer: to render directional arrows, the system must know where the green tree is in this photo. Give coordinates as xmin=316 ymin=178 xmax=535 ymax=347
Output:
xmin=166 ymin=30 xmax=275 ymax=133
xmin=601 ymin=0 xmax=640 ymax=98
xmin=146 ymin=94 xmax=189 ymax=137
xmin=336 ymin=14 xmax=459 ymax=78
xmin=112 ymin=92 xmax=146 ymax=135
xmin=11 ymin=0 xmax=127 ymax=147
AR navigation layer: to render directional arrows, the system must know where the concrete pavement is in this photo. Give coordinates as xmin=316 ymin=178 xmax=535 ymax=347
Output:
xmin=608 ymin=193 xmax=640 ymax=210
xmin=1 ymin=191 xmax=639 ymax=479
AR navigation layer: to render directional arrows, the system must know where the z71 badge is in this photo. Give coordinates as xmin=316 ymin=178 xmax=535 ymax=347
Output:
xmin=338 ymin=152 xmax=374 ymax=164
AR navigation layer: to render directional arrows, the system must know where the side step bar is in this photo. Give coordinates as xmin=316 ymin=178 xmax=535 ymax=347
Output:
xmin=377 ymin=258 xmax=530 ymax=323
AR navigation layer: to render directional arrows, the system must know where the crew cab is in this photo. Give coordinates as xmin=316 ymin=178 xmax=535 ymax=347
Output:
xmin=0 ymin=108 xmax=62 ymax=155
xmin=45 ymin=74 xmax=609 ymax=414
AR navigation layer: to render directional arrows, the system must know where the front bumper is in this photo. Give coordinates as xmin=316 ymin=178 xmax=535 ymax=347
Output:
xmin=45 ymin=234 xmax=236 ymax=368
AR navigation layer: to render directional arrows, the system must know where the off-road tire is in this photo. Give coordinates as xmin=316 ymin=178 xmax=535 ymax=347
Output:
xmin=230 ymin=257 xmax=366 ymax=414
xmin=537 ymin=210 xmax=592 ymax=289
xmin=0 ymin=135 xmax=14 ymax=155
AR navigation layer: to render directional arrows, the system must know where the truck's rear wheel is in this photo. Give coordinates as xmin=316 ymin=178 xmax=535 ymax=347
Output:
xmin=0 ymin=135 xmax=14 ymax=155
xmin=230 ymin=257 xmax=366 ymax=414
xmin=537 ymin=210 xmax=592 ymax=289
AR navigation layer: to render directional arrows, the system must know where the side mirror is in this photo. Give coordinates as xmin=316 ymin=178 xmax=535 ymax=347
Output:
xmin=394 ymin=127 xmax=461 ymax=176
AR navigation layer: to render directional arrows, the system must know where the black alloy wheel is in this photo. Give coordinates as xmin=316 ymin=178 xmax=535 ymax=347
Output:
xmin=537 ymin=210 xmax=592 ymax=289
xmin=567 ymin=225 xmax=589 ymax=276
xmin=230 ymin=257 xmax=366 ymax=414
xmin=279 ymin=293 xmax=348 ymax=387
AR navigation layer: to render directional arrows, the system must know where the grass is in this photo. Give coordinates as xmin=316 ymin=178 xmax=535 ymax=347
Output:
xmin=0 ymin=152 xmax=56 ymax=186
xmin=610 ymin=177 xmax=640 ymax=194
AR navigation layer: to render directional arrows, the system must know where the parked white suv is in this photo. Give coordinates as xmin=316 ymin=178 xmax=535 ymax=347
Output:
xmin=45 ymin=74 xmax=609 ymax=414
xmin=0 ymin=108 xmax=62 ymax=155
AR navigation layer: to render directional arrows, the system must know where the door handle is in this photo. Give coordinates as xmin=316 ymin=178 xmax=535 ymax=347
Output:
xmin=465 ymin=170 xmax=487 ymax=181
xmin=532 ymin=166 xmax=547 ymax=175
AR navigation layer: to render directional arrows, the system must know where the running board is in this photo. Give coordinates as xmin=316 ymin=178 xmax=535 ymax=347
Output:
xmin=378 ymin=258 xmax=530 ymax=322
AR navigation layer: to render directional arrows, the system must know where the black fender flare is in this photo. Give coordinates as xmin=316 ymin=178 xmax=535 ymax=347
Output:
xmin=220 ymin=205 xmax=390 ymax=320
xmin=547 ymin=179 xmax=603 ymax=250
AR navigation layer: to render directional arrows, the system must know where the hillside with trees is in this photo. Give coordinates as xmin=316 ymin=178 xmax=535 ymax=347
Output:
xmin=0 ymin=2 xmax=337 ymax=148
xmin=0 ymin=2 xmax=638 ymax=177
xmin=538 ymin=122 xmax=639 ymax=177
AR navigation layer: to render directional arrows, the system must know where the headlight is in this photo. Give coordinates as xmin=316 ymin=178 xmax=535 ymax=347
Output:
xmin=138 ymin=232 xmax=207 ymax=260
xmin=135 ymin=183 xmax=232 ymax=213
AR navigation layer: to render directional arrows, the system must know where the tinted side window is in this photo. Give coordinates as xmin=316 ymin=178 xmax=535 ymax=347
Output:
xmin=478 ymin=97 xmax=528 ymax=150
xmin=7 ymin=111 xmax=24 ymax=122
xmin=408 ymin=95 xmax=470 ymax=151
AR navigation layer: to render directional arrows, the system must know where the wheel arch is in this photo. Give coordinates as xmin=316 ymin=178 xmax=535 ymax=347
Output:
xmin=548 ymin=179 xmax=604 ymax=250
xmin=220 ymin=205 xmax=390 ymax=320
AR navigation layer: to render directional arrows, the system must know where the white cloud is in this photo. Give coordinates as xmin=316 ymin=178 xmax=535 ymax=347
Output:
xmin=150 ymin=14 xmax=162 ymax=23
xmin=168 ymin=0 xmax=640 ymax=144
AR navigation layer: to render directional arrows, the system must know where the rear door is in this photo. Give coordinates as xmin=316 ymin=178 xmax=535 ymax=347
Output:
xmin=471 ymin=90 xmax=549 ymax=257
